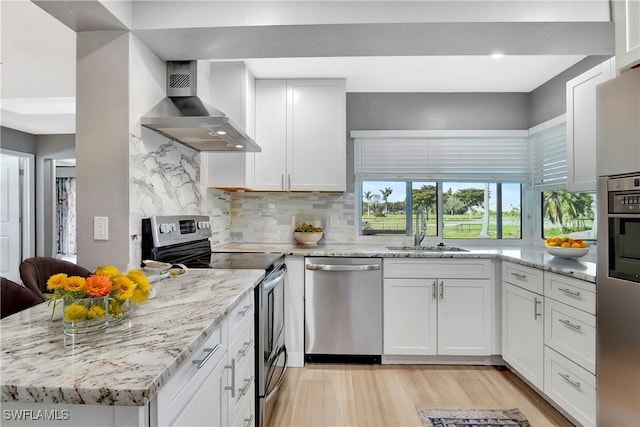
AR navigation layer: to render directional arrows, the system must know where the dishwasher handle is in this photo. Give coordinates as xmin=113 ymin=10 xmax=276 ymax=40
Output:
xmin=306 ymin=263 xmax=380 ymax=272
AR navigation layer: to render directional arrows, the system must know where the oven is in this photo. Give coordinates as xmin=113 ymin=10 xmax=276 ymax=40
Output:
xmin=141 ymin=215 xmax=287 ymax=427
xmin=605 ymin=174 xmax=640 ymax=283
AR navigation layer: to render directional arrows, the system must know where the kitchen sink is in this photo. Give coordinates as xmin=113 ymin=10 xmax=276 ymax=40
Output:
xmin=386 ymin=245 xmax=470 ymax=252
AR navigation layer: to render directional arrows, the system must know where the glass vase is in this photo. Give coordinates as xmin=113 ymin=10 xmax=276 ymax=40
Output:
xmin=62 ymin=296 xmax=109 ymax=335
xmin=108 ymin=298 xmax=137 ymax=325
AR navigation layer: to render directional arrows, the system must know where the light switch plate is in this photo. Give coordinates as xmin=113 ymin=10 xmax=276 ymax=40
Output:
xmin=94 ymin=216 xmax=109 ymax=240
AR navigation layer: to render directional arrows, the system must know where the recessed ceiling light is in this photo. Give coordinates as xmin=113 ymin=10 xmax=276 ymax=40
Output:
xmin=491 ymin=52 xmax=505 ymax=60
xmin=216 ymin=130 xmax=227 ymax=135
xmin=235 ymin=144 xmax=244 ymax=149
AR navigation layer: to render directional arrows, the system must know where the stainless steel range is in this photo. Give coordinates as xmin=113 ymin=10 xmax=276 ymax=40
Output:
xmin=141 ymin=215 xmax=287 ymax=427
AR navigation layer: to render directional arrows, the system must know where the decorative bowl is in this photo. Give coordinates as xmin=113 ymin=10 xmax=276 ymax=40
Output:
xmin=294 ymin=231 xmax=323 ymax=246
xmin=546 ymin=246 xmax=589 ymax=259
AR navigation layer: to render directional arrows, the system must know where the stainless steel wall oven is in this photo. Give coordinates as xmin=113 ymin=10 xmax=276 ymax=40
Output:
xmin=605 ymin=175 xmax=640 ymax=282
xmin=141 ymin=215 xmax=287 ymax=427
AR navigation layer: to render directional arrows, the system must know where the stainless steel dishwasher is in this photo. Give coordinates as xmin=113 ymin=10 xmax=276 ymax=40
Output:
xmin=304 ymin=257 xmax=382 ymax=363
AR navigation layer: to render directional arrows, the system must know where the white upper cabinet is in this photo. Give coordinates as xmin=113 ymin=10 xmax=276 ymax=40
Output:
xmin=614 ymin=0 xmax=640 ymax=71
xmin=204 ymin=62 xmax=256 ymax=189
xmin=253 ymin=79 xmax=346 ymax=192
xmin=253 ymin=80 xmax=289 ymax=191
xmin=566 ymin=58 xmax=615 ymax=191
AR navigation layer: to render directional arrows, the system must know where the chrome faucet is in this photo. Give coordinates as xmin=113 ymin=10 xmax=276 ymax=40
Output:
xmin=414 ymin=209 xmax=427 ymax=246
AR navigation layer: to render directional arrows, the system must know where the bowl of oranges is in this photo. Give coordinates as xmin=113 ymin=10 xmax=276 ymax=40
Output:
xmin=545 ymin=236 xmax=589 ymax=258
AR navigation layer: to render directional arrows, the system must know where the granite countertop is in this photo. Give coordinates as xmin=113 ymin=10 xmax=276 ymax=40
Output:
xmin=215 ymin=242 xmax=597 ymax=283
xmin=0 ymin=268 xmax=265 ymax=406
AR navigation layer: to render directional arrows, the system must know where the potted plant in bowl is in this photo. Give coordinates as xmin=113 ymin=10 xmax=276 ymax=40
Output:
xmin=294 ymin=222 xmax=324 ymax=246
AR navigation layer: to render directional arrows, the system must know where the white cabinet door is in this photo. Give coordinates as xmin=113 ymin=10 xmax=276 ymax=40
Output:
xmin=287 ymin=80 xmax=346 ymax=192
xmin=383 ymin=278 xmax=437 ymax=355
xmin=171 ymin=357 xmax=229 ymax=427
xmin=437 ymin=279 xmax=492 ymax=356
xmin=566 ymin=58 xmax=614 ymax=192
xmin=502 ymin=283 xmax=544 ymax=390
xmin=205 ymin=62 xmax=256 ymax=189
xmin=614 ymin=0 xmax=640 ymax=71
xmin=254 ymin=79 xmax=288 ymax=190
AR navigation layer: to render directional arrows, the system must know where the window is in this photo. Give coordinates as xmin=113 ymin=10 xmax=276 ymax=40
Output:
xmin=443 ymin=182 xmax=521 ymax=239
xmin=361 ymin=181 xmax=438 ymax=236
xmin=541 ymin=190 xmax=596 ymax=239
xmin=354 ymin=131 xmax=528 ymax=240
xmin=361 ymin=180 xmax=521 ymax=239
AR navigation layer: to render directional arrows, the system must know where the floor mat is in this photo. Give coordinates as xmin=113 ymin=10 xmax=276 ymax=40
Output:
xmin=418 ymin=408 xmax=531 ymax=427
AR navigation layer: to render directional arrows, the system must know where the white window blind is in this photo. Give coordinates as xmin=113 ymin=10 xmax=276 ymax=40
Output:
xmin=531 ymin=121 xmax=567 ymax=190
xmin=354 ymin=135 xmax=529 ymax=181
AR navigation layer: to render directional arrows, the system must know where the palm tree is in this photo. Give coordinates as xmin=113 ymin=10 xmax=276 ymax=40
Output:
xmin=480 ymin=183 xmax=491 ymax=238
xmin=543 ymin=190 xmax=579 ymax=231
xmin=363 ymin=191 xmax=373 ymax=216
xmin=379 ymin=187 xmax=393 ymax=215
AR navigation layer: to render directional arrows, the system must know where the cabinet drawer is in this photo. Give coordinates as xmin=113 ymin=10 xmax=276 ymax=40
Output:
xmin=384 ymin=259 xmax=491 ymax=279
xmin=228 ymin=292 xmax=254 ymax=339
xmin=544 ymin=298 xmax=596 ymax=374
xmin=157 ymin=321 xmax=226 ymax=424
xmin=544 ymin=346 xmax=596 ymax=427
xmin=502 ymin=262 xmax=543 ymax=294
xmin=544 ymin=272 xmax=595 ymax=314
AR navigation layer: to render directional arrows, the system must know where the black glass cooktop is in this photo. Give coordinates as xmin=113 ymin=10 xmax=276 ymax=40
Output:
xmin=184 ymin=252 xmax=285 ymax=273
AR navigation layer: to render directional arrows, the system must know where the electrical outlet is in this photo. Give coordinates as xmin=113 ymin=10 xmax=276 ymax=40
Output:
xmin=94 ymin=216 xmax=109 ymax=240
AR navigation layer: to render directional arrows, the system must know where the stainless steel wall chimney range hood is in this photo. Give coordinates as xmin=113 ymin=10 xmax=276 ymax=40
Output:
xmin=141 ymin=61 xmax=261 ymax=152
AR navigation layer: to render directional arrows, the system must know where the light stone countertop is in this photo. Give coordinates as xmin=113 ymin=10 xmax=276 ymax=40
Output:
xmin=0 ymin=268 xmax=265 ymax=406
xmin=214 ymin=242 xmax=597 ymax=283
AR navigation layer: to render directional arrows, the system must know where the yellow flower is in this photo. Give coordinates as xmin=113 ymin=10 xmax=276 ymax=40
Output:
xmin=112 ymin=276 xmax=136 ymax=300
xmin=87 ymin=304 xmax=106 ymax=319
xmin=63 ymin=276 xmax=86 ymax=293
xmin=95 ymin=265 xmax=120 ymax=277
xmin=109 ymin=299 xmax=124 ymax=315
xmin=64 ymin=303 xmax=88 ymax=322
xmin=47 ymin=273 xmax=68 ymax=291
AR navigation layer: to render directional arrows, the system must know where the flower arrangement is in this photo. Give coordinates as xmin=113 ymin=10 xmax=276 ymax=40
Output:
xmin=47 ymin=266 xmax=151 ymax=326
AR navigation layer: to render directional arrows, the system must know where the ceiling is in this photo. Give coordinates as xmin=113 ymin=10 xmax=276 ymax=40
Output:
xmin=0 ymin=0 xmax=612 ymax=135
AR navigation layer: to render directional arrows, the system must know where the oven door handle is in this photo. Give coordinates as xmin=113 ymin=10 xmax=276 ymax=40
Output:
xmin=265 ymin=345 xmax=288 ymax=399
xmin=262 ymin=266 xmax=287 ymax=293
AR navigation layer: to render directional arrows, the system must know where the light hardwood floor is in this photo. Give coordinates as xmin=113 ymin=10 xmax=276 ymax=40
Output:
xmin=269 ymin=364 xmax=573 ymax=427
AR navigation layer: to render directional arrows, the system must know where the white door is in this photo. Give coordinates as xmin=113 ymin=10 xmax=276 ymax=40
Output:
xmin=0 ymin=155 xmax=21 ymax=282
xmin=437 ymin=279 xmax=492 ymax=356
xmin=287 ymin=80 xmax=346 ymax=191
xmin=253 ymin=80 xmax=288 ymax=190
xmin=383 ymin=278 xmax=437 ymax=355
xmin=502 ymin=282 xmax=544 ymax=390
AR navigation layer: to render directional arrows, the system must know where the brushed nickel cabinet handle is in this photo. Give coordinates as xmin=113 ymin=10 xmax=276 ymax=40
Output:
xmin=559 ymin=318 xmax=581 ymax=330
xmin=239 ymin=304 xmax=252 ymax=317
xmin=559 ymin=372 xmax=581 ymax=389
xmin=439 ymin=281 xmax=444 ymax=300
xmin=510 ymin=272 xmax=527 ymax=280
xmin=224 ymin=358 xmax=236 ymax=398
xmin=192 ymin=344 xmax=220 ymax=369
xmin=244 ymin=414 xmax=255 ymax=427
xmin=238 ymin=341 xmax=252 ymax=357
xmin=534 ymin=297 xmax=542 ymax=320
xmin=558 ymin=287 xmax=581 ymax=297
xmin=239 ymin=375 xmax=254 ymax=396
xmin=432 ymin=281 xmax=437 ymax=300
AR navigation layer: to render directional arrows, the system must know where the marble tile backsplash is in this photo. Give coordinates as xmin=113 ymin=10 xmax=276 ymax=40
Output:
xmin=229 ymin=192 xmax=356 ymax=243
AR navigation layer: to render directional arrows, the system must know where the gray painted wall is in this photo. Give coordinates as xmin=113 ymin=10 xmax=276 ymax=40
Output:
xmin=1 ymin=127 xmax=36 ymax=154
xmin=76 ymin=31 xmax=130 ymax=271
xmin=347 ymin=92 xmax=529 ymax=131
xmin=529 ymin=55 xmax=612 ymax=127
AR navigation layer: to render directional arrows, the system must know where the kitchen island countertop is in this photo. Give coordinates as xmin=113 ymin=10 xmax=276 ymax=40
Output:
xmin=0 ymin=268 xmax=264 ymax=406
xmin=214 ymin=243 xmax=597 ymax=283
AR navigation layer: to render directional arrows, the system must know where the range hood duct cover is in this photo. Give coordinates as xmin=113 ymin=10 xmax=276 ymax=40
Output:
xmin=141 ymin=61 xmax=261 ymax=152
